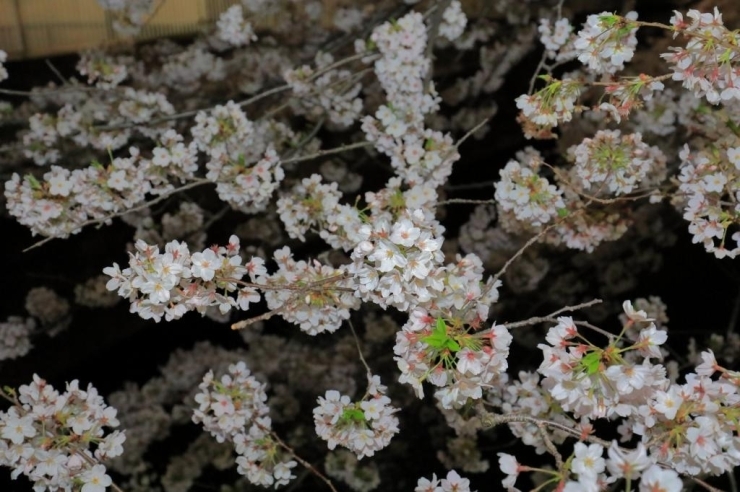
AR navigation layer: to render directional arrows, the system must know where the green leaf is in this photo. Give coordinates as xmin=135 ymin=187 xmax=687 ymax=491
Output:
xmin=341 ymin=408 xmax=366 ymax=423
xmin=581 ymin=351 xmax=602 ymax=375
xmin=422 ymin=332 xmax=447 ymax=349
xmin=422 ymin=318 xmax=462 ymax=353
xmin=24 ymin=174 xmax=42 ymax=190
xmin=444 ymin=338 xmax=461 ymax=352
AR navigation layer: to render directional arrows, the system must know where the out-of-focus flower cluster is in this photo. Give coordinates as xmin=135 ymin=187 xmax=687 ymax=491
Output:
xmin=284 ymin=52 xmax=364 ymax=128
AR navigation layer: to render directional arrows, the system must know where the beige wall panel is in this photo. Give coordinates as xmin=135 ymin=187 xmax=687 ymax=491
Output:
xmin=0 ymin=0 xmax=24 ymax=55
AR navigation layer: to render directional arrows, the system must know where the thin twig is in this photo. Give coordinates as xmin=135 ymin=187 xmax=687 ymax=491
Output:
xmin=454 ymin=113 xmax=495 ymax=149
xmin=45 ymin=59 xmax=70 ymax=85
xmin=438 ymin=198 xmax=496 ymax=206
xmin=265 ymin=428 xmax=338 ymax=492
xmin=538 ymin=424 xmax=564 ymax=471
xmin=504 ymin=299 xmax=602 ymax=329
xmin=443 ymin=180 xmax=497 ymax=191
xmin=202 ymin=205 xmax=230 ymax=231
xmin=528 ymin=49 xmax=550 ymax=95
xmin=491 ymin=223 xmax=555 ymax=286
xmin=423 ymin=0 xmax=452 ymax=89
xmin=574 ymin=321 xmax=618 ymax=341
xmin=0 ymin=85 xmax=103 ymax=97
xmin=728 ymin=470 xmax=738 ymax=492
xmin=230 ymin=307 xmax=282 ymax=330
xmin=348 ymin=320 xmax=372 ymax=376
xmin=693 ymin=477 xmax=725 ymax=492
xmin=229 ymin=275 xmax=354 ymax=293
xmin=282 ymin=141 xmax=372 ymax=165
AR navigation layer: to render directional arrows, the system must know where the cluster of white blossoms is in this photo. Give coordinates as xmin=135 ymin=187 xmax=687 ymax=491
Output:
xmin=117 ymin=87 xmax=175 ymax=128
xmin=206 ymin=144 xmax=284 ymax=212
xmin=4 ymin=146 xmax=175 ymax=237
xmin=191 ymin=100 xmax=254 ymax=156
xmin=568 ymin=130 xmax=666 ymax=195
xmin=258 ymin=246 xmax=359 ymax=335
xmin=494 ymin=158 xmax=565 ymax=227
xmin=487 ymin=148 xmax=636 ymax=253
xmin=18 ymin=96 xmax=142 ymax=166
xmin=284 ymin=52 xmax=364 ymax=128
xmin=149 ymin=129 xmax=199 ymax=182
xmin=574 ymin=11 xmax=639 ymax=74
xmin=279 ymin=174 xmax=440 ymax=253
xmin=275 ymin=171 xmax=359 ymax=249
xmin=216 ymin=5 xmax=257 ymax=47
xmin=313 ymin=375 xmax=399 ymax=459
xmin=103 ymin=235 xmax=357 ymax=332
xmin=597 ymin=76 xmax=667 ymax=123
xmin=103 ymin=235 xmax=257 ymax=322
xmin=537 ymin=302 xmax=669 ymax=420
xmin=0 ymin=375 xmax=124 ymax=491
xmin=627 ymin=350 xmax=740 ymax=476
xmin=515 ymin=77 xmax=582 ymax=132
xmin=362 ymin=113 xmax=461 ymax=188
xmin=21 ymin=108 xmax=73 ymax=165
xmin=496 ymin=329 xmax=740 ymax=488
xmin=491 ymin=371 xmax=573 ymax=455
xmin=500 ymin=445 xmax=684 ymax=492
xmin=509 ymin=351 xmax=740 ymax=485
xmin=277 ymin=174 xmax=343 ymax=242
xmin=348 ymin=207 xmax=446 ymax=313
xmin=662 ymin=8 xmax=740 ymax=104
xmin=360 ymin=12 xmax=461 ymax=187
xmin=367 ymin=12 xmax=435 ymax=119
xmin=395 ymin=306 xmax=511 ymax=409
xmin=192 ymin=361 xmax=297 ymax=488
xmin=549 ymin=196 xmax=631 ymax=252
xmin=676 ymin=142 xmax=740 ymax=259
xmin=415 ymin=470 xmax=473 ymax=492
